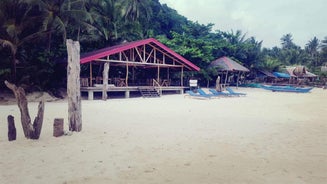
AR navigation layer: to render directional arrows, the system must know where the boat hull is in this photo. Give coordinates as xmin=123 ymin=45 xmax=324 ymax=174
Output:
xmin=260 ymin=85 xmax=313 ymax=93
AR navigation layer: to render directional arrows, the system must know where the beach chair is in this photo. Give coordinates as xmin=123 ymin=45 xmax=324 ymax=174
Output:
xmin=185 ymin=90 xmax=211 ymax=99
xmin=226 ymin=87 xmax=246 ymax=96
xmin=197 ymin=88 xmax=216 ymax=98
xmin=209 ymin=89 xmax=232 ymax=97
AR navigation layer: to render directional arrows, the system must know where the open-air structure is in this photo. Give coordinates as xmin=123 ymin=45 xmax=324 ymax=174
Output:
xmin=80 ymin=38 xmax=200 ymax=100
xmin=209 ymin=56 xmax=249 ymax=88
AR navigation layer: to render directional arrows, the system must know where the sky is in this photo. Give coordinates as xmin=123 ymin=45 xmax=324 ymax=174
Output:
xmin=159 ymin=0 xmax=327 ymax=48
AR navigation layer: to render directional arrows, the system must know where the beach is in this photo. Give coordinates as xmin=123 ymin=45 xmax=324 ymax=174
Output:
xmin=0 ymin=87 xmax=326 ymax=184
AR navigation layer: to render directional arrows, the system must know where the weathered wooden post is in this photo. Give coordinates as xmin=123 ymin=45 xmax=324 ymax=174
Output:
xmin=7 ymin=115 xmax=16 ymax=141
xmin=66 ymin=39 xmax=82 ymax=132
xmin=102 ymin=62 xmax=109 ymax=100
xmin=53 ymin=118 xmax=64 ymax=137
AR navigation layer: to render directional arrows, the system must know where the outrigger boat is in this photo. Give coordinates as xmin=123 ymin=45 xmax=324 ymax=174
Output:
xmin=260 ymin=84 xmax=313 ymax=93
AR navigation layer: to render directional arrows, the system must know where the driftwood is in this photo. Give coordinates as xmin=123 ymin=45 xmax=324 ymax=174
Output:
xmin=66 ymin=39 xmax=82 ymax=132
xmin=53 ymin=118 xmax=64 ymax=137
xmin=4 ymin=80 xmax=45 ymax=139
xmin=7 ymin=115 xmax=16 ymax=141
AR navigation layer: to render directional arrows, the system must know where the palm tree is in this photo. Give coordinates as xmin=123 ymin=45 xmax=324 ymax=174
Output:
xmin=120 ymin=0 xmax=152 ymax=22
xmin=305 ymin=37 xmax=320 ymax=67
xmin=0 ymin=0 xmax=44 ymax=82
xmin=280 ymin=33 xmax=297 ymax=49
xmin=84 ymin=0 xmax=122 ymax=43
xmin=257 ymin=56 xmax=282 ymax=72
xmin=36 ymin=0 xmax=93 ymax=51
xmin=320 ymin=36 xmax=327 ymax=64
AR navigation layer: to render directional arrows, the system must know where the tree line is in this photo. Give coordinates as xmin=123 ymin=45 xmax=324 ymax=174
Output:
xmin=1 ymin=0 xmax=327 ymax=92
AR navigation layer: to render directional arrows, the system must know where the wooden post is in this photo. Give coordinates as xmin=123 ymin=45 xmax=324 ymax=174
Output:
xmin=102 ymin=62 xmax=109 ymax=100
xmin=157 ymin=65 xmax=160 ymax=83
xmin=4 ymin=80 xmax=45 ymax=139
xmin=53 ymin=118 xmax=64 ymax=137
xmin=89 ymin=62 xmax=93 ymax=87
xmin=126 ymin=63 xmax=129 ymax=86
xmin=66 ymin=39 xmax=82 ymax=132
xmin=181 ymin=67 xmax=184 ymax=86
xmin=236 ymin=71 xmax=241 ymax=89
xmin=7 ymin=115 xmax=16 ymax=141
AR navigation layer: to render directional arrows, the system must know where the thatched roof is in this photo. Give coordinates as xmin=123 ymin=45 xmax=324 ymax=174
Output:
xmin=209 ymin=56 xmax=249 ymax=72
xmin=286 ymin=66 xmax=317 ymax=78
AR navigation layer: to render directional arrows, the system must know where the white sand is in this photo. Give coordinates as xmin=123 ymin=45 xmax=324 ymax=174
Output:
xmin=0 ymin=88 xmax=326 ymax=184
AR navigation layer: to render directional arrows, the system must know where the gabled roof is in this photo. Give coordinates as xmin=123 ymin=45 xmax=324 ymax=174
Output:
xmin=80 ymin=38 xmax=200 ymax=71
xmin=258 ymin=70 xmax=276 ymax=78
xmin=209 ymin=56 xmax=249 ymax=72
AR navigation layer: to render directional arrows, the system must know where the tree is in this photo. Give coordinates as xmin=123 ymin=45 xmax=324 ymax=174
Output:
xmin=281 ymin=33 xmax=296 ymax=49
xmin=320 ymin=36 xmax=327 ymax=65
xmin=0 ymin=0 xmax=44 ymax=82
xmin=305 ymin=37 xmax=320 ymax=67
xmin=120 ymin=0 xmax=152 ymax=22
xmin=36 ymin=0 xmax=93 ymax=50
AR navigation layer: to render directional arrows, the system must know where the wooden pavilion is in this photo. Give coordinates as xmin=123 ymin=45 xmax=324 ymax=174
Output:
xmin=80 ymin=38 xmax=200 ymax=100
xmin=209 ymin=56 xmax=249 ymax=88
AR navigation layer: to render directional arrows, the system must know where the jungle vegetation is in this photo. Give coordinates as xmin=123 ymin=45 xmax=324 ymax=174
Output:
xmin=1 ymin=0 xmax=327 ymax=92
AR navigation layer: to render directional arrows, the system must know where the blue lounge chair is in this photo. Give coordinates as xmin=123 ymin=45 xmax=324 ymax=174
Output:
xmin=226 ymin=87 xmax=246 ymax=96
xmin=209 ymin=89 xmax=232 ymax=97
xmin=197 ymin=88 xmax=216 ymax=98
xmin=185 ymin=90 xmax=211 ymax=99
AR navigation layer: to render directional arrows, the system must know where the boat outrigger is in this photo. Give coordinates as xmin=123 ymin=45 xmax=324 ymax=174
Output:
xmin=260 ymin=85 xmax=313 ymax=93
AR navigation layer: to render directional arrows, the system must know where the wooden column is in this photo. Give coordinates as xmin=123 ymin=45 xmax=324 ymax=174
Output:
xmin=224 ymin=71 xmax=229 ymax=88
xmin=236 ymin=71 xmax=241 ymax=89
xmin=157 ymin=65 xmax=160 ymax=83
xmin=126 ymin=63 xmax=129 ymax=86
xmin=89 ymin=62 xmax=93 ymax=87
xmin=102 ymin=62 xmax=109 ymax=100
xmin=66 ymin=39 xmax=82 ymax=132
xmin=181 ymin=67 xmax=184 ymax=86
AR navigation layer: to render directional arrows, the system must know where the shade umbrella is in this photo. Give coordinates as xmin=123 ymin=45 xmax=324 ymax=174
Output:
xmin=209 ymin=56 xmax=250 ymax=88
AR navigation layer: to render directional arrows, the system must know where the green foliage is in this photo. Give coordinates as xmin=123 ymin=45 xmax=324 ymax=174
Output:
xmin=0 ymin=0 xmax=326 ymax=90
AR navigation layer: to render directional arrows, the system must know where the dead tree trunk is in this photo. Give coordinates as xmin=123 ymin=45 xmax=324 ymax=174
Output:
xmin=4 ymin=80 xmax=45 ymax=139
xmin=66 ymin=39 xmax=82 ymax=132
xmin=7 ymin=115 xmax=16 ymax=141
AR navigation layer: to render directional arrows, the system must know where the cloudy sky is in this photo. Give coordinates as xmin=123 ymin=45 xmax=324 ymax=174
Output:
xmin=159 ymin=0 xmax=327 ymax=48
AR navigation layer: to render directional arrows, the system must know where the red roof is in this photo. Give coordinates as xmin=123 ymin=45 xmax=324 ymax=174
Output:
xmin=80 ymin=38 xmax=200 ymax=71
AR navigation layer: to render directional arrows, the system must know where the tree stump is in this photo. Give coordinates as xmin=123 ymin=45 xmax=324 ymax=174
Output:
xmin=7 ymin=115 xmax=16 ymax=141
xmin=53 ymin=118 xmax=64 ymax=137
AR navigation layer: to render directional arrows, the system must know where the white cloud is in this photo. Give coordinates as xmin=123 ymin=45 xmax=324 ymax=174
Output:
xmin=159 ymin=0 xmax=327 ymax=48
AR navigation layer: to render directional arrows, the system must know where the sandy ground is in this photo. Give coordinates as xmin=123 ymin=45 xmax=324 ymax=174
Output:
xmin=0 ymin=87 xmax=326 ymax=184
